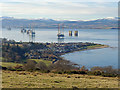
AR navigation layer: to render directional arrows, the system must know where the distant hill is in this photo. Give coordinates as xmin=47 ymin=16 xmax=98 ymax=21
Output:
xmin=0 ymin=16 xmax=118 ymax=29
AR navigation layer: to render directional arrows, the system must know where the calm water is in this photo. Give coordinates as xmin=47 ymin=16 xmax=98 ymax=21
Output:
xmin=2 ymin=28 xmax=118 ymax=68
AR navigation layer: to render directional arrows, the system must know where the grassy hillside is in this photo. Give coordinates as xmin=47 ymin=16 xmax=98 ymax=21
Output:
xmin=87 ymin=44 xmax=108 ymax=49
xmin=1 ymin=59 xmax=51 ymax=68
xmin=28 ymin=59 xmax=52 ymax=66
xmin=2 ymin=70 xmax=118 ymax=88
xmin=1 ymin=62 xmax=22 ymax=68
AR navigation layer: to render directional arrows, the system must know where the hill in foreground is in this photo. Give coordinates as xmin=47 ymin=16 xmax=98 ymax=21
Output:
xmin=2 ymin=70 xmax=118 ymax=88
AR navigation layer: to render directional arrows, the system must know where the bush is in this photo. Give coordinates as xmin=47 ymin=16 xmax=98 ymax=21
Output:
xmin=91 ymin=66 xmax=103 ymax=72
xmin=23 ymin=60 xmax=37 ymax=71
xmin=62 ymin=70 xmax=87 ymax=74
xmin=48 ymin=60 xmax=78 ymax=72
xmin=102 ymin=73 xmax=117 ymax=77
xmin=35 ymin=61 xmax=48 ymax=72
xmin=93 ymin=70 xmax=103 ymax=76
xmin=58 ymin=71 xmax=62 ymax=74
xmin=7 ymin=66 xmax=16 ymax=71
xmin=0 ymin=66 xmax=7 ymax=70
xmin=90 ymin=66 xmax=118 ymax=77
xmin=79 ymin=71 xmax=87 ymax=74
xmin=13 ymin=65 xmax=23 ymax=71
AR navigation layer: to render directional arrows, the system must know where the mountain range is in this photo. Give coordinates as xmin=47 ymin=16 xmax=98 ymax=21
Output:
xmin=1 ymin=16 xmax=118 ymax=29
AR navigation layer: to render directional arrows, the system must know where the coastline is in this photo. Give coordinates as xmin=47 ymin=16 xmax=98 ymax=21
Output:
xmin=59 ymin=44 xmax=110 ymax=68
xmin=54 ymin=44 xmax=109 ymax=64
xmin=2 ymin=38 xmax=109 ymax=64
xmin=59 ymin=44 xmax=109 ymax=56
xmin=86 ymin=45 xmax=109 ymax=50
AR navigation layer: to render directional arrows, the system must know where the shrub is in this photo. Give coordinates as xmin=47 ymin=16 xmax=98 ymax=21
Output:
xmin=102 ymin=73 xmax=117 ymax=77
xmin=7 ymin=66 xmax=16 ymax=71
xmin=23 ymin=60 xmax=37 ymax=71
xmin=58 ymin=71 xmax=62 ymax=74
xmin=93 ymin=70 xmax=103 ymax=76
xmin=91 ymin=66 xmax=103 ymax=72
xmin=48 ymin=60 xmax=78 ymax=72
xmin=13 ymin=65 xmax=23 ymax=71
xmin=35 ymin=61 xmax=48 ymax=72
xmin=79 ymin=71 xmax=87 ymax=74
xmin=89 ymin=66 xmax=118 ymax=77
xmin=62 ymin=70 xmax=87 ymax=74
xmin=1 ymin=66 xmax=7 ymax=70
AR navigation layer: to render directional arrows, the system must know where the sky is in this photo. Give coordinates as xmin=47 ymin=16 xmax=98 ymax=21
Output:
xmin=0 ymin=0 xmax=118 ymax=21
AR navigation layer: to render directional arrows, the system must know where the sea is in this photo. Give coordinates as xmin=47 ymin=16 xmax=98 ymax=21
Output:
xmin=2 ymin=28 xmax=118 ymax=69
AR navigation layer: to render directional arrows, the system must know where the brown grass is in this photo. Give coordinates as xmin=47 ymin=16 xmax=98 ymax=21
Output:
xmin=2 ymin=70 xmax=118 ymax=88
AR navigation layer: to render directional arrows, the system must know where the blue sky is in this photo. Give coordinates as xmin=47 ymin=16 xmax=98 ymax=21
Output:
xmin=0 ymin=1 xmax=118 ymax=20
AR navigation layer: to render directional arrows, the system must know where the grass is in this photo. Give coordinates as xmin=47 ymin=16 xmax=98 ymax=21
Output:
xmin=2 ymin=70 xmax=119 ymax=88
xmin=0 ymin=59 xmax=51 ymax=68
xmin=87 ymin=44 xmax=108 ymax=49
xmin=28 ymin=59 xmax=52 ymax=66
xmin=0 ymin=57 xmax=2 ymax=60
xmin=1 ymin=62 xmax=22 ymax=68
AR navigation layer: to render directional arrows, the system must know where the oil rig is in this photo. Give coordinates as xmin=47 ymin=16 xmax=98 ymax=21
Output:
xmin=57 ymin=24 xmax=64 ymax=39
xmin=69 ymin=30 xmax=78 ymax=36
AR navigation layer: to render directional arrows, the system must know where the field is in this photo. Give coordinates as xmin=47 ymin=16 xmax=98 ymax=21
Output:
xmin=2 ymin=70 xmax=118 ymax=88
xmin=1 ymin=45 xmax=118 ymax=88
xmin=87 ymin=44 xmax=109 ymax=49
xmin=1 ymin=62 xmax=22 ymax=68
xmin=28 ymin=59 xmax=52 ymax=66
xmin=1 ymin=59 xmax=51 ymax=68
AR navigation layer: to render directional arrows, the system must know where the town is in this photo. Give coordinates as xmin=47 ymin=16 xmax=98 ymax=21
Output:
xmin=2 ymin=38 xmax=107 ymax=64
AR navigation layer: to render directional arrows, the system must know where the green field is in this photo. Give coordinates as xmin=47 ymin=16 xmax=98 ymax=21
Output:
xmin=1 ymin=62 xmax=22 ymax=68
xmin=28 ymin=59 xmax=52 ymax=66
xmin=87 ymin=44 xmax=107 ymax=49
xmin=2 ymin=70 xmax=118 ymax=88
xmin=1 ymin=59 xmax=51 ymax=68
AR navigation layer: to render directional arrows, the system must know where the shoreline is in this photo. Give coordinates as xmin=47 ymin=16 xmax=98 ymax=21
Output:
xmin=54 ymin=44 xmax=109 ymax=64
xmin=2 ymin=38 xmax=109 ymax=64
xmin=59 ymin=44 xmax=109 ymax=56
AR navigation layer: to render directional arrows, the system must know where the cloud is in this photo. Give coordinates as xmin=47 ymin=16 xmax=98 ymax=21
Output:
xmin=0 ymin=2 xmax=118 ymax=20
xmin=0 ymin=0 xmax=119 ymax=2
